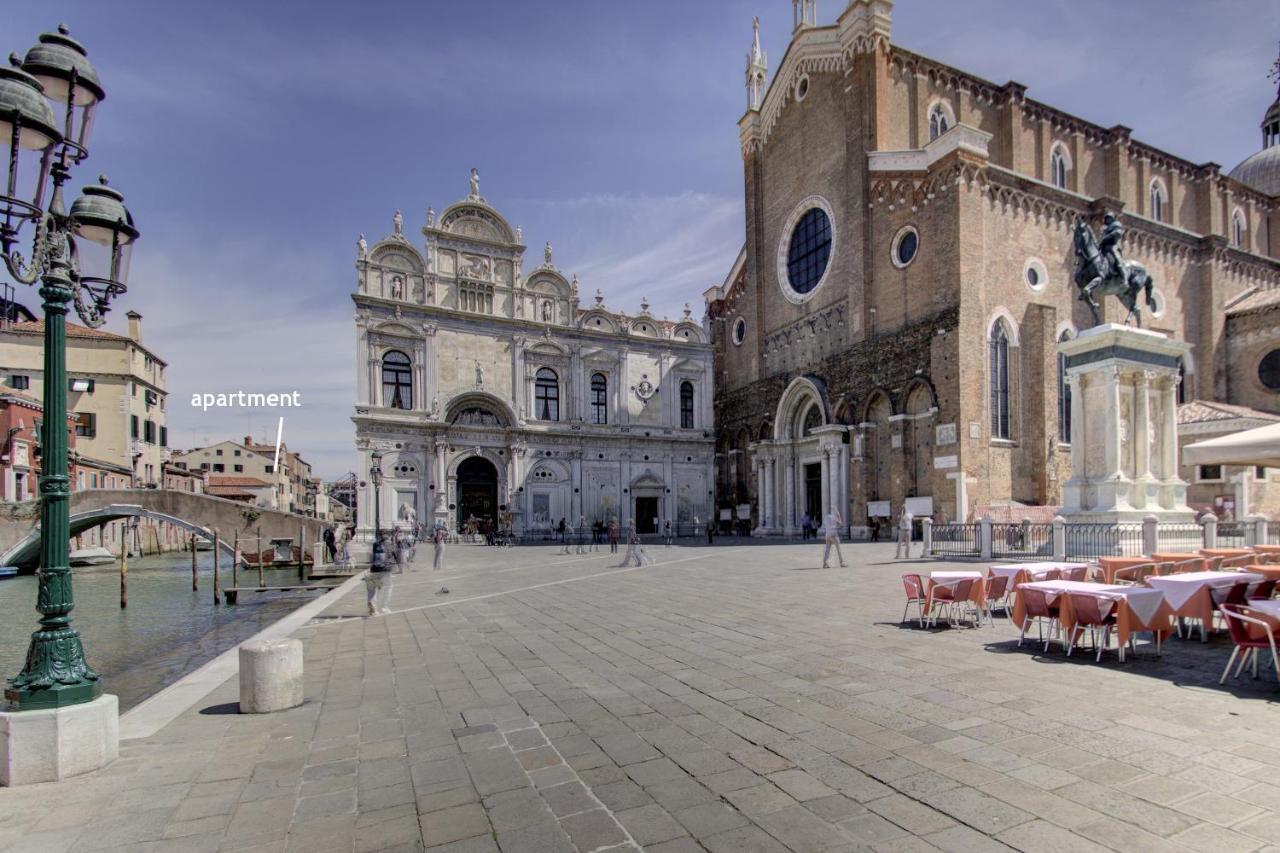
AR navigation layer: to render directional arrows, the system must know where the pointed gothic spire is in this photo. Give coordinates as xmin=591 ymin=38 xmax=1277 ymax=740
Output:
xmin=745 ymin=16 xmax=768 ymax=111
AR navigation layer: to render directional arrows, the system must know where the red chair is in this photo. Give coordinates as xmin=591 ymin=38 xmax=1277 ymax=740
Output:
xmin=927 ymin=579 xmax=977 ymax=628
xmin=1065 ymin=594 xmax=1125 ymax=661
xmin=1250 ymin=579 xmax=1277 ymax=601
xmin=902 ymin=574 xmax=926 ymax=627
xmin=984 ymin=574 xmax=1010 ymax=622
xmin=1042 ymin=569 xmax=1062 ymax=581
xmin=1061 ymin=566 xmax=1087 ymax=582
xmin=1113 ymin=563 xmax=1156 ymax=585
xmin=1017 ymin=587 xmax=1060 ymax=651
xmin=1219 ymin=604 xmax=1280 ymax=685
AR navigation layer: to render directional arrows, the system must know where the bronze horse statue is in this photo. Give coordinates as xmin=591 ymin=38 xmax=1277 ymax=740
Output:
xmin=1072 ymin=218 xmax=1155 ymax=327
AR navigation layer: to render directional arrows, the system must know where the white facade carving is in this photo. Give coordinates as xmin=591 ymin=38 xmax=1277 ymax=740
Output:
xmin=352 ymin=177 xmax=715 ymax=538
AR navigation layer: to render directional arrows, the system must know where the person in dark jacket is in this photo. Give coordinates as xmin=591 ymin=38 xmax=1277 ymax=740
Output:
xmin=366 ymin=538 xmax=393 ymax=616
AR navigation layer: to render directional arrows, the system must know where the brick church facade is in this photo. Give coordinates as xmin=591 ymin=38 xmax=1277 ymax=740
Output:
xmin=705 ymin=0 xmax=1280 ymax=535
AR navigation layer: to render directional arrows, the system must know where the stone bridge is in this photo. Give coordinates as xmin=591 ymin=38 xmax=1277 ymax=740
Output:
xmin=0 ymin=489 xmax=329 ymax=569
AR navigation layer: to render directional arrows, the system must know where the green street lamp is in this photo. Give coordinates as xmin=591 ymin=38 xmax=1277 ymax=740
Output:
xmin=1 ymin=26 xmax=138 ymax=711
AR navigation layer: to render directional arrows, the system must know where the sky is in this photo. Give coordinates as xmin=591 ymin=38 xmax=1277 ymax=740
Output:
xmin=4 ymin=0 xmax=1277 ymax=478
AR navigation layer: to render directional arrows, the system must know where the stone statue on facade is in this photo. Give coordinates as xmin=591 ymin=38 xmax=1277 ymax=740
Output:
xmin=357 ymin=233 xmax=367 ymax=258
xmin=469 ymin=168 xmax=480 ymax=199
xmin=1072 ymin=214 xmax=1156 ymax=327
xmin=515 ymin=224 xmax=522 ymax=243
xmin=475 ymin=360 xmax=484 ymax=386
xmin=393 ymin=209 xmax=404 ymax=236
xmin=426 ymin=206 xmax=435 ymax=228
xmin=544 ymin=241 xmax=553 ymax=266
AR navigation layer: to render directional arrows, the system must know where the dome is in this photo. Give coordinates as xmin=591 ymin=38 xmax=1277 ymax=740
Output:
xmin=1230 ymin=145 xmax=1280 ymax=196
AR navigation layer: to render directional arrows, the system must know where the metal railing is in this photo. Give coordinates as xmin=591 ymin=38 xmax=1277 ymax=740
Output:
xmin=929 ymin=523 xmax=980 ymax=558
xmin=1217 ymin=521 xmax=1247 ymax=547
xmin=1063 ymin=523 xmax=1143 ymax=559
xmin=1269 ymin=521 xmax=1280 ymax=545
xmin=990 ymin=522 xmax=1052 ymax=559
xmin=1155 ymin=523 xmax=1204 ymax=553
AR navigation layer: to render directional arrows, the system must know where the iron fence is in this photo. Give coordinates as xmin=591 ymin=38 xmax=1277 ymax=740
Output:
xmin=929 ymin=523 xmax=980 ymax=558
xmin=1063 ymin=523 xmax=1144 ymax=559
xmin=990 ymin=522 xmax=1053 ymax=559
xmin=1217 ymin=521 xmax=1247 ymax=547
xmin=1155 ymin=523 xmax=1204 ymax=553
xmin=1270 ymin=522 xmax=1280 ymax=545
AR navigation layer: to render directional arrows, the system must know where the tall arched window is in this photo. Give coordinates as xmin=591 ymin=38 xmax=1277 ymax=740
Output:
xmin=1177 ymin=359 xmax=1187 ymax=405
xmin=381 ymin=350 xmax=412 ymax=410
xmin=1057 ymin=330 xmax=1073 ymax=443
xmin=535 ymin=368 xmax=559 ymax=421
xmin=928 ymin=104 xmax=950 ymax=141
xmin=680 ymin=381 xmax=695 ymax=429
xmin=1050 ymin=145 xmax=1068 ymax=189
xmin=990 ymin=322 xmax=1011 ymax=440
xmin=1150 ymin=180 xmax=1167 ymax=223
xmin=590 ymin=373 xmax=608 ymax=425
xmin=1232 ymin=209 xmax=1246 ymax=248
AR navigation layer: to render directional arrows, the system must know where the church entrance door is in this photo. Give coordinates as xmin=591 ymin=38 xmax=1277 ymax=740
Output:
xmin=635 ymin=497 xmax=660 ymax=534
xmin=804 ymin=463 xmax=822 ymax=520
xmin=457 ymin=456 xmax=498 ymax=529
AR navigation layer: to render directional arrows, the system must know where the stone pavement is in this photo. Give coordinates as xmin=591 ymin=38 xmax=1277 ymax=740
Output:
xmin=2 ymin=540 xmax=1280 ymax=852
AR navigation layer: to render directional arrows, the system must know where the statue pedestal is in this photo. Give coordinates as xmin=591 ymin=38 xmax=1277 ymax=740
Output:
xmin=1059 ymin=324 xmax=1193 ymax=523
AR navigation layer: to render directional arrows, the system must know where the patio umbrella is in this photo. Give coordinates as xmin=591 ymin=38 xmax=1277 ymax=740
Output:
xmin=1183 ymin=422 xmax=1280 ymax=469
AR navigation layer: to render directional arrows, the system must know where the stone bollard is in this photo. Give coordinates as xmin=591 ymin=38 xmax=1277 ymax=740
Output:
xmin=239 ymin=639 xmax=303 ymax=714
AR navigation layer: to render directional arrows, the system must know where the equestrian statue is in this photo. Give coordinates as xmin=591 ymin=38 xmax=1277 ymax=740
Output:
xmin=1072 ymin=213 xmax=1155 ymax=327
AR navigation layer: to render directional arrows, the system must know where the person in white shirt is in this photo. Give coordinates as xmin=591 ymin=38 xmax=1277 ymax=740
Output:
xmin=895 ymin=506 xmax=914 ymax=558
xmin=822 ymin=510 xmax=847 ymax=569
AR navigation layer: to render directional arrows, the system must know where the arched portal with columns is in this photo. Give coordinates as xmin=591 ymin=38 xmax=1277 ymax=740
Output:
xmin=750 ymin=376 xmax=850 ymax=537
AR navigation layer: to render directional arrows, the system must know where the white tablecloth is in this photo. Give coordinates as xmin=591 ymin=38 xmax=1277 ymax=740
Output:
xmin=1246 ymin=599 xmax=1280 ymax=620
xmin=990 ymin=562 xmax=1087 ymax=582
xmin=1145 ymin=571 xmax=1264 ymax=611
xmin=1018 ymin=580 xmax=1167 ymax=624
xmin=931 ymin=570 xmax=983 ymax=588
xmin=1104 ymin=587 xmax=1167 ymax=625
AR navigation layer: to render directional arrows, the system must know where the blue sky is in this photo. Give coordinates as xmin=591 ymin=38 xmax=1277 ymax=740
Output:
xmin=5 ymin=0 xmax=1277 ymax=477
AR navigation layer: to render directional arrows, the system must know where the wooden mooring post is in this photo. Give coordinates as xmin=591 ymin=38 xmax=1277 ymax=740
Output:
xmin=232 ymin=531 xmax=240 ymax=593
xmin=212 ymin=529 xmax=221 ymax=606
xmin=119 ymin=545 xmax=127 ymax=609
xmin=298 ymin=525 xmax=306 ymax=583
xmin=191 ymin=534 xmax=198 ymax=590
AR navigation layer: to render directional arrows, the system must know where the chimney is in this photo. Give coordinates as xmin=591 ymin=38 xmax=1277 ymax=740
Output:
xmin=244 ymin=435 xmax=252 ymax=446
xmin=126 ymin=310 xmax=142 ymax=342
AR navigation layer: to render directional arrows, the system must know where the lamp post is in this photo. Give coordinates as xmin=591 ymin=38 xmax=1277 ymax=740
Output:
xmin=1 ymin=27 xmax=138 ymax=711
xmin=370 ymin=450 xmax=383 ymax=540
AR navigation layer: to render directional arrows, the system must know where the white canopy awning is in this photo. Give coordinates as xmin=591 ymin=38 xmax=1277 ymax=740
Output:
xmin=1183 ymin=422 xmax=1280 ymax=469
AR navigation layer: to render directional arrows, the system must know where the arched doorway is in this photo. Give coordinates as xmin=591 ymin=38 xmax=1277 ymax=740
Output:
xmin=456 ymin=456 xmax=498 ymax=528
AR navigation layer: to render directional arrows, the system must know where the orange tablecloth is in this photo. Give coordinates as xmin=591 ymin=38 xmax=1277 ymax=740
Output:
xmin=925 ymin=571 xmax=986 ymax=617
xmin=1097 ymin=557 xmax=1152 ymax=583
xmin=1145 ymin=571 xmax=1265 ymax=642
xmin=1244 ymin=564 xmax=1280 ymax=582
xmin=1253 ymin=545 xmax=1280 ymax=555
xmin=1011 ymin=581 xmax=1174 ymax=657
xmin=1202 ymin=548 xmax=1254 ymax=558
xmin=1151 ymin=553 xmax=1207 ymax=574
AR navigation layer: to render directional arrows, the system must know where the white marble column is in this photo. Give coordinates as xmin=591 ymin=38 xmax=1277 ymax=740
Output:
xmin=819 ymin=451 xmax=830 ymax=523
xmin=764 ymin=457 xmax=775 ymax=529
xmin=755 ymin=460 xmax=766 ymax=529
xmin=511 ymin=336 xmax=526 ymax=420
xmin=828 ymin=446 xmax=840 ymax=521
xmin=1068 ymin=374 xmax=1085 ymax=480
xmin=1135 ymin=370 xmax=1152 ymax=481
xmin=784 ymin=457 xmax=795 ymax=532
xmin=1160 ymin=376 xmax=1178 ymax=482
xmin=355 ymin=320 xmax=370 ymax=405
xmin=618 ymin=350 xmax=630 ymax=425
xmin=1104 ymin=367 xmax=1123 ymax=480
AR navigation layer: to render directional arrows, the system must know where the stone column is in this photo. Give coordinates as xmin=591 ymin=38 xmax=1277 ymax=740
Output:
xmin=367 ymin=353 xmax=381 ymax=408
xmin=569 ymin=346 xmax=583 ymax=422
xmin=1160 ymin=375 xmax=1178 ymax=483
xmin=571 ymin=453 xmax=582 ymax=521
xmin=827 ymin=446 xmax=840 ymax=521
xmin=621 ymin=453 xmax=632 ymax=528
xmin=1134 ymin=370 xmax=1152 ymax=481
xmin=755 ymin=459 xmax=766 ymax=532
xmin=663 ymin=456 xmax=675 ymax=526
xmin=422 ymin=324 xmax=438 ymax=411
xmin=658 ymin=351 xmax=671 ymax=428
xmin=618 ymin=349 xmax=630 ymax=425
xmin=511 ymin=336 xmax=526 ymax=420
xmin=1104 ymin=367 xmax=1123 ymax=480
xmin=1068 ymin=374 xmax=1085 ymax=480
xmin=355 ymin=319 xmax=370 ymax=405
xmin=819 ymin=451 xmax=830 ymax=527
xmin=764 ymin=457 xmax=775 ymax=529
xmin=784 ymin=457 xmax=795 ymax=533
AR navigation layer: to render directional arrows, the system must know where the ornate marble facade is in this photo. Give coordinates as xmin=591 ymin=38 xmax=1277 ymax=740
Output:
xmin=352 ymin=174 xmax=715 ymax=538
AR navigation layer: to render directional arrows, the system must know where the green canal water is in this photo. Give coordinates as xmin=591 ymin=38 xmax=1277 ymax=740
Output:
xmin=0 ymin=552 xmax=324 ymax=712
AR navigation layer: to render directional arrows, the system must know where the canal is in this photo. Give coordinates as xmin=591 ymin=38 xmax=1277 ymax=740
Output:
xmin=0 ymin=551 xmax=328 ymax=712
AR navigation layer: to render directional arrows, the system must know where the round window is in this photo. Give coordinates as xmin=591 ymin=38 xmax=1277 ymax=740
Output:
xmin=1149 ymin=289 xmax=1166 ymax=319
xmin=891 ymin=226 xmax=918 ymax=268
xmin=1259 ymin=350 xmax=1280 ymax=392
xmin=786 ymin=208 xmax=831 ymax=295
xmin=795 ymin=75 xmax=809 ymax=102
xmin=1023 ymin=258 xmax=1047 ymax=292
xmin=1026 ymin=267 xmax=1039 ymax=287
xmin=732 ymin=317 xmax=746 ymax=346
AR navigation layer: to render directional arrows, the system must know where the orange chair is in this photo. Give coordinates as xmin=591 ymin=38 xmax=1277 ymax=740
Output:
xmin=984 ymin=574 xmax=1010 ymax=622
xmin=1219 ymin=604 xmax=1280 ymax=685
xmin=927 ymin=579 xmax=977 ymax=628
xmin=1250 ymin=580 xmax=1277 ymax=601
xmin=902 ymin=574 xmax=926 ymax=627
xmin=1017 ymin=587 xmax=1060 ymax=652
xmin=1061 ymin=566 xmax=1088 ymax=582
xmin=1113 ymin=563 xmax=1156 ymax=585
xmin=1065 ymin=594 xmax=1124 ymax=662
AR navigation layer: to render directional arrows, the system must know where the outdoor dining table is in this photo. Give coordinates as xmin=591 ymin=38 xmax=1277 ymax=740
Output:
xmin=1097 ymin=556 xmax=1157 ymax=583
xmin=989 ymin=562 xmax=1087 ymax=587
xmin=1010 ymin=580 xmax=1174 ymax=661
xmin=925 ymin=570 xmax=986 ymax=624
xmin=1150 ymin=552 xmax=1208 ymax=573
xmin=1244 ymin=564 xmax=1280 ymax=582
xmin=1144 ymin=570 xmax=1265 ymax=642
xmin=1202 ymin=548 xmax=1255 ymax=559
xmin=1245 ymin=598 xmax=1280 ymax=620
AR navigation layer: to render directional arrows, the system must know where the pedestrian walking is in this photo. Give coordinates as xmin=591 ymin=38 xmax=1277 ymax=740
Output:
xmin=663 ymin=520 xmax=673 ymax=547
xmin=619 ymin=525 xmax=645 ymax=567
xmin=705 ymin=517 xmax=715 ymax=545
xmin=591 ymin=520 xmax=602 ymax=552
xmin=323 ymin=525 xmax=337 ymax=563
xmin=561 ymin=520 xmax=574 ymax=555
xmin=576 ymin=516 xmax=589 ymax=554
xmin=608 ymin=519 xmax=620 ymax=553
xmin=895 ymin=505 xmax=915 ymax=559
xmin=393 ymin=528 xmax=411 ymax=572
xmin=557 ymin=518 xmax=566 ymax=542
xmin=366 ymin=537 xmax=393 ymax=616
xmin=822 ymin=509 xmax=847 ymax=569
xmin=800 ymin=513 xmax=811 ymax=541
xmin=432 ymin=522 xmax=447 ymax=571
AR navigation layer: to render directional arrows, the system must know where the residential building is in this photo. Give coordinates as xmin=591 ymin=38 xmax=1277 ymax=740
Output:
xmin=1177 ymin=401 xmax=1280 ymax=520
